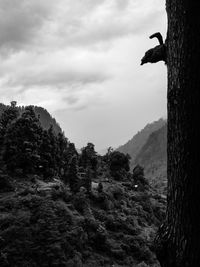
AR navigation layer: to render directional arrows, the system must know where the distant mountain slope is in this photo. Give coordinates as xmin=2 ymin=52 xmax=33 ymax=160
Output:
xmin=33 ymin=106 xmax=62 ymax=135
xmin=135 ymin=124 xmax=167 ymax=167
xmin=135 ymin=124 xmax=167 ymax=194
xmin=117 ymin=118 xmax=166 ymax=170
xmin=0 ymin=103 xmax=62 ymax=134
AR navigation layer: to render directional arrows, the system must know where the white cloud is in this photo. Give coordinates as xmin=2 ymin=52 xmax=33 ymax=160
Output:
xmin=0 ymin=0 xmax=165 ymax=53
xmin=0 ymin=0 xmax=56 ymax=53
xmin=0 ymin=0 xmax=167 ymax=150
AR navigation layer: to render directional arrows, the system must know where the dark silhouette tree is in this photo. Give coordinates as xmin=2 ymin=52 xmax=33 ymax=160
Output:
xmin=102 ymin=146 xmax=113 ymax=164
xmin=108 ymin=151 xmax=130 ymax=180
xmin=0 ymin=102 xmax=19 ymax=145
xmin=132 ymin=165 xmax=149 ymax=190
xmin=0 ymin=102 xmax=19 ymax=170
xmin=84 ymin=165 xmax=92 ymax=194
xmin=39 ymin=129 xmax=56 ymax=179
xmin=56 ymin=132 xmax=68 ymax=176
xmin=3 ymin=106 xmax=43 ymax=175
xmin=142 ymin=1 xmax=200 ymax=266
xmin=46 ymin=125 xmax=58 ymax=175
xmin=65 ymin=155 xmax=80 ymax=193
xmin=109 ymin=151 xmax=130 ymax=172
xmin=0 ymin=102 xmax=19 ymax=129
xmin=62 ymin=142 xmax=78 ymax=177
xmin=80 ymin=143 xmax=98 ymax=174
xmin=39 ymin=126 xmax=67 ymax=179
xmin=132 ymin=165 xmax=144 ymax=180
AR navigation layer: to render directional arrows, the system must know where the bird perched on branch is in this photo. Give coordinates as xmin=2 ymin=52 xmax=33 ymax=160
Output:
xmin=141 ymin=32 xmax=166 ymax=65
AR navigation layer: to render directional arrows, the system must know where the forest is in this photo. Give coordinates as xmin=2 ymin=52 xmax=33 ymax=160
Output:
xmin=0 ymin=102 xmax=166 ymax=266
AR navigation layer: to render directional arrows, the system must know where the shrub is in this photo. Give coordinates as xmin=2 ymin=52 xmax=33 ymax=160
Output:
xmin=0 ymin=174 xmax=14 ymax=192
xmin=51 ymin=184 xmax=71 ymax=202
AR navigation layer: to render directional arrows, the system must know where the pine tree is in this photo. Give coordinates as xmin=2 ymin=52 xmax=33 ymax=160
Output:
xmin=56 ymin=132 xmax=68 ymax=177
xmin=39 ymin=129 xmax=53 ymax=178
xmin=63 ymin=142 xmax=78 ymax=176
xmin=66 ymin=155 xmax=80 ymax=193
xmin=80 ymin=143 xmax=98 ymax=174
xmin=39 ymin=125 xmax=61 ymax=179
xmin=0 ymin=102 xmax=19 ymax=160
xmin=47 ymin=125 xmax=58 ymax=175
xmin=0 ymin=101 xmax=19 ymax=131
xmin=3 ymin=106 xmax=43 ymax=175
xmin=85 ymin=166 xmax=92 ymax=194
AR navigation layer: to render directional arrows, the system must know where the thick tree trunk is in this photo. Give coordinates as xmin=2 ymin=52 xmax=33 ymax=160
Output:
xmin=155 ymin=1 xmax=200 ymax=267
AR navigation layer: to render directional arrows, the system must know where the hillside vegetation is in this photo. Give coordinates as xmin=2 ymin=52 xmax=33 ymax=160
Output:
xmin=0 ymin=103 xmax=62 ymax=135
xmin=0 ymin=103 xmax=166 ymax=267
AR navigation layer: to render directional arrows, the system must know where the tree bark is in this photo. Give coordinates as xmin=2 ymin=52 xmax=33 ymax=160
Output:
xmin=156 ymin=1 xmax=200 ymax=266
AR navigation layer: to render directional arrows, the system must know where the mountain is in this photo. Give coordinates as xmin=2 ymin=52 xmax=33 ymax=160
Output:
xmin=0 ymin=103 xmax=62 ymax=135
xmin=117 ymin=119 xmax=167 ymax=194
xmin=33 ymin=106 xmax=62 ymax=135
xmin=135 ymin=124 xmax=167 ymax=167
xmin=135 ymin=124 xmax=167 ymax=194
xmin=117 ymin=118 xmax=166 ymax=170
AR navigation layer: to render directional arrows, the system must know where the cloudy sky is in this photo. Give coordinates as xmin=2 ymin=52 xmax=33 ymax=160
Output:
xmin=0 ymin=0 xmax=167 ymax=152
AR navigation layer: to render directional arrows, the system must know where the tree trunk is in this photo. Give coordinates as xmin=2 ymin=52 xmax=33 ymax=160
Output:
xmin=156 ymin=1 xmax=200 ymax=266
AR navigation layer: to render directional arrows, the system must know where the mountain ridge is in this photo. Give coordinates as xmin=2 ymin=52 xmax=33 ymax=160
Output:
xmin=117 ymin=118 xmax=166 ymax=170
xmin=135 ymin=124 xmax=167 ymax=194
xmin=116 ymin=118 xmax=167 ymax=194
xmin=0 ymin=103 xmax=62 ymax=135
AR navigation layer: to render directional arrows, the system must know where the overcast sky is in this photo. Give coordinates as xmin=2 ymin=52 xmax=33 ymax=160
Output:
xmin=0 ymin=0 xmax=167 ymax=152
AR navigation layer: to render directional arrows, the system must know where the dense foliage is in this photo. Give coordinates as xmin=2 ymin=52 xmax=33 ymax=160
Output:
xmin=0 ymin=102 xmax=166 ymax=267
xmin=0 ymin=103 xmax=73 ymax=179
xmin=0 ymin=103 xmax=62 ymax=135
xmin=0 ymin=173 xmax=165 ymax=267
